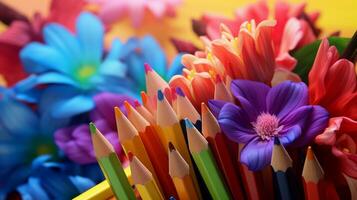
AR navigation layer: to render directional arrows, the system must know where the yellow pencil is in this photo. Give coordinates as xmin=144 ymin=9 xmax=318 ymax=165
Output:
xmin=129 ymin=153 xmax=164 ymax=200
xmin=114 ymin=107 xmax=159 ymax=188
xmin=169 ymin=143 xmax=200 ymax=200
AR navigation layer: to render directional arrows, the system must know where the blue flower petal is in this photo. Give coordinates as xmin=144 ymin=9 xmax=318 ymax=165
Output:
xmin=69 ymin=176 xmax=95 ymax=193
xmin=76 ymin=12 xmax=103 ymax=66
xmin=278 ymin=125 xmax=302 ymax=146
xmin=20 ymin=43 xmax=70 ymax=74
xmin=166 ymin=54 xmax=184 ymax=80
xmin=43 ymin=24 xmax=81 ymax=71
xmin=140 ymin=35 xmax=167 ymax=76
xmin=240 ymin=137 xmax=273 ymax=171
xmin=0 ymin=96 xmax=39 ymax=136
xmin=208 ymin=99 xmax=228 ymax=118
xmin=99 ymin=60 xmax=127 ymax=78
xmin=36 ymin=72 xmax=78 ymax=86
xmin=53 ymin=94 xmax=95 ymax=118
xmin=12 ymin=76 xmax=41 ymax=103
xmin=17 ymin=177 xmax=50 ymax=200
xmin=106 ymin=39 xmax=123 ymax=60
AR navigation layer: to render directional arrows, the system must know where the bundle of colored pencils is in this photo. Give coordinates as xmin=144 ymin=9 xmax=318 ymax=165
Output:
xmin=76 ymin=65 xmax=337 ymax=200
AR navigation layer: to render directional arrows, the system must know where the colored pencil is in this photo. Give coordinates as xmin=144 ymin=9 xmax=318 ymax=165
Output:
xmin=124 ymin=101 xmax=178 ymax=198
xmin=89 ymin=123 xmax=135 ymax=200
xmin=156 ymin=90 xmax=202 ymax=198
xmin=134 ymin=100 xmax=156 ymax=125
xmin=144 ymin=63 xmax=169 ymax=99
xmin=271 ymin=137 xmax=301 ymax=200
xmin=186 ymin=119 xmax=230 ymax=200
xmin=129 ymin=152 xmax=164 ymax=200
xmin=141 ymin=91 xmax=156 ymax=115
xmin=201 ymin=103 xmax=244 ymax=200
xmin=169 ymin=143 xmax=200 ymax=200
xmin=114 ymin=107 xmax=159 ymax=187
xmin=343 ymin=174 xmax=357 ymax=200
xmin=214 ymin=75 xmax=234 ymax=102
xmin=302 ymin=146 xmax=324 ymax=200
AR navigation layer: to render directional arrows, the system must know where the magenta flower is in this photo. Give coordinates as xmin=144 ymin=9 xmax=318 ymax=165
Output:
xmin=209 ymin=80 xmax=329 ymax=171
xmin=55 ymin=92 xmax=135 ymax=164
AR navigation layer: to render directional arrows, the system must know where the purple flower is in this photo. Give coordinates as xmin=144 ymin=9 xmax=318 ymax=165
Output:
xmin=55 ymin=92 xmax=135 ymax=164
xmin=209 ymin=80 xmax=329 ymax=171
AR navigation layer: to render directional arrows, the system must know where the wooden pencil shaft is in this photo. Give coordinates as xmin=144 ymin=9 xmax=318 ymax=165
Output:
xmin=173 ymin=176 xmax=199 ymax=200
xmin=136 ymin=180 xmax=164 ymax=200
xmin=139 ymin=126 xmax=178 ymax=199
xmin=303 ymin=180 xmax=320 ymax=200
xmin=98 ymin=153 xmax=136 ymax=200
xmin=192 ymin=149 xmax=230 ymax=200
xmin=206 ymin=134 xmax=245 ymax=200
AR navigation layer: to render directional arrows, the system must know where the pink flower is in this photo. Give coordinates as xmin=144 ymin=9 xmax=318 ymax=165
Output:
xmin=87 ymin=0 xmax=182 ymax=27
xmin=315 ymin=117 xmax=357 ymax=179
xmin=193 ymin=1 xmax=319 ymax=70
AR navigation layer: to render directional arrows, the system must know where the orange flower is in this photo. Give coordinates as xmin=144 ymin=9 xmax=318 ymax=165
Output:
xmin=169 ymin=68 xmax=214 ymax=109
xmin=308 ymin=39 xmax=357 ymax=119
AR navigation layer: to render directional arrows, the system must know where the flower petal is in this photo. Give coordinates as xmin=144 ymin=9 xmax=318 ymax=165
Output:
xmin=278 ymin=125 xmax=301 ymax=146
xmin=69 ymin=176 xmax=95 ymax=193
xmin=43 ymin=23 xmax=81 ymax=69
xmin=20 ymin=43 xmax=69 ymax=74
xmin=231 ymin=79 xmax=270 ymax=120
xmin=99 ymin=60 xmax=127 ymax=78
xmin=76 ymin=12 xmax=103 ymax=65
xmin=267 ymin=81 xmax=308 ymax=119
xmin=281 ymin=105 xmax=329 ymax=147
xmin=240 ymin=137 xmax=273 ymax=171
xmin=140 ymin=35 xmax=167 ymax=76
xmin=166 ymin=54 xmax=184 ymax=80
xmin=54 ymin=95 xmax=95 ymax=118
xmin=218 ymin=103 xmax=256 ymax=144
xmin=208 ymin=99 xmax=228 ymax=118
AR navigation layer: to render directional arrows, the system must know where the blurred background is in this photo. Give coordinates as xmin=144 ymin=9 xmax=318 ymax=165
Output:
xmin=2 ymin=0 xmax=356 ymax=59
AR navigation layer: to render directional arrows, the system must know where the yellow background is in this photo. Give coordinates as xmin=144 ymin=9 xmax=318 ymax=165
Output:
xmin=2 ymin=0 xmax=357 ymax=59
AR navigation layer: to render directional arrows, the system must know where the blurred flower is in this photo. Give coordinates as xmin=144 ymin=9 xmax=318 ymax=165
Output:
xmin=20 ymin=12 xmax=135 ymax=119
xmin=0 ymin=86 xmax=68 ymax=196
xmin=309 ymin=39 xmax=357 ymax=120
xmin=315 ymin=117 xmax=357 ymax=179
xmin=118 ymin=35 xmax=183 ymax=92
xmin=87 ymin=0 xmax=182 ymax=27
xmin=0 ymin=0 xmax=85 ymax=86
xmin=186 ymin=1 xmax=319 ymax=70
xmin=7 ymin=155 xmax=95 ymax=200
xmin=55 ymin=92 xmax=135 ymax=164
xmin=210 ymin=80 xmax=328 ymax=171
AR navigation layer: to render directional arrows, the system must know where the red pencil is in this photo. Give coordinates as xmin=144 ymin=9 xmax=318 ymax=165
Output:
xmin=201 ymin=103 xmax=244 ymax=200
xmin=302 ymin=146 xmax=324 ymax=200
xmin=124 ymin=101 xmax=178 ymax=199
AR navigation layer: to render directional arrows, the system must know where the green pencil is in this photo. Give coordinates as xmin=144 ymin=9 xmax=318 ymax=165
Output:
xmin=89 ymin=122 xmax=136 ymax=200
xmin=185 ymin=119 xmax=230 ymax=200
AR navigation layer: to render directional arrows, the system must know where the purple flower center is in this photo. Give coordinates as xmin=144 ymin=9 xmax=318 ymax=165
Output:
xmin=252 ymin=113 xmax=283 ymax=141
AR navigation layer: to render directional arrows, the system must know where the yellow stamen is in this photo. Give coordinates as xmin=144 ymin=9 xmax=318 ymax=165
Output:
xmin=78 ymin=66 xmax=96 ymax=80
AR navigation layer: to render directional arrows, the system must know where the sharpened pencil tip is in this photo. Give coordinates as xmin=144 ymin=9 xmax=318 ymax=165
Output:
xmin=89 ymin=122 xmax=97 ymax=135
xmin=175 ymin=87 xmax=185 ymax=97
xmin=144 ymin=63 xmax=152 ymax=73
xmin=215 ymin=74 xmax=222 ymax=84
xmin=184 ymin=118 xmax=194 ymax=128
xmin=157 ymin=90 xmax=164 ymax=101
xmin=274 ymin=137 xmax=281 ymax=145
xmin=201 ymin=102 xmax=208 ymax=114
xmin=114 ymin=106 xmax=123 ymax=118
xmin=124 ymin=101 xmax=132 ymax=114
xmin=169 ymin=142 xmax=175 ymax=152
xmin=134 ymin=100 xmax=141 ymax=107
xmin=127 ymin=152 xmax=134 ymax=161
xmin=306 ymin=146 xmax=314 ymax=160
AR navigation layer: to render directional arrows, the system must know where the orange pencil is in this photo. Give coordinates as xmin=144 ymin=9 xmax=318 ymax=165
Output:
xmin=201 ymin=103 xmax=244 ymax=200
xmin=302 ymin=146 xmax=324 ymax=200
xmin=114 ymin=107 xmax=159 ymax=189
xmin=124 ymin=102 xmax=178 ymax=199
xmin=133 ymin=100 xmax=155 ymax=125
xmin=141 ymin=91 xmax=156 ymax=115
